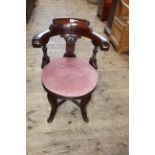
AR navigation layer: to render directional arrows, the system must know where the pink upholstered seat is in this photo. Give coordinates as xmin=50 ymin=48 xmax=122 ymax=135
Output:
xmin=42 ymin=58 xmax=98 ymax=97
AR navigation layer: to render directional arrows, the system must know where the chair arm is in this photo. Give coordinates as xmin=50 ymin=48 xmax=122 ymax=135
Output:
xmin=32 ymin=29 xmax=110 ymax=51
xmin=92 ymin=32 xmax=110 ymax=51
xmin=32 ymin=29 xmax=52 ymax=48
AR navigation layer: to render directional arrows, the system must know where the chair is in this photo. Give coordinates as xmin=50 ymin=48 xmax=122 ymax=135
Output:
xmin=32 ymin=18 xmax=110 ymax=123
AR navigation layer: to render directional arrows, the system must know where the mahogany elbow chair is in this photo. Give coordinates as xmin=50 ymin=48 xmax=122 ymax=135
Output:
xmin=32 ymin=18 xmax=110 ymax=123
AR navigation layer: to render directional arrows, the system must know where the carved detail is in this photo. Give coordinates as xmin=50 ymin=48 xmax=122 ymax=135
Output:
xmin=62 ymin=34 xmax=80 ymax=57
xmin=41 ymin=45 xmax=50 ymax=68
xmin=89 ymin=46 xmax=98 ymax=69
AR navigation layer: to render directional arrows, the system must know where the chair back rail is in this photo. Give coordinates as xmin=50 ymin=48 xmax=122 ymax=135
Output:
xmin=32 ymin=18 xmax=110 ymax=69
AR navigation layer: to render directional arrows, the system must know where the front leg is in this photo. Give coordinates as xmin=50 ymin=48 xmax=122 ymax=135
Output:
xmin=47 ymin=93 xmax=58 ymax=123
xmin=80 ymin=94 xmax=92 ymax=122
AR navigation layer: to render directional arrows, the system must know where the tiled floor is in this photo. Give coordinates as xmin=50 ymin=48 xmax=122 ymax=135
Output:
xmin=27 ymin=0 xmax=129 ymax=155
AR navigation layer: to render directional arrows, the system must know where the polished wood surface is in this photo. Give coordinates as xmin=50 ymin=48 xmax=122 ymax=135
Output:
xmin=32 ymin=18 xmax=110 ymax=122
xmin=33 ymin=18 xmax=110 ymax=69
xmin=32 ymin=18 xmax=109 ymax=49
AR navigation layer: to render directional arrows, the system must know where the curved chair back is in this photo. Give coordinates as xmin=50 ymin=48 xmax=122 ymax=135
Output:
xmin=32 ymin=18 xmax=110 ymax=69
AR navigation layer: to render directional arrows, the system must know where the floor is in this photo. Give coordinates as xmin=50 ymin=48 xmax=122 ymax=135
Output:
xmin=27 ymin=0 xmax=129 ymax=155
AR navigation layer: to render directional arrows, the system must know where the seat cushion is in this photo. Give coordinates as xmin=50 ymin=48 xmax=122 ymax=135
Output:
xmin=42 ymin=58 xmax=98 ymax=97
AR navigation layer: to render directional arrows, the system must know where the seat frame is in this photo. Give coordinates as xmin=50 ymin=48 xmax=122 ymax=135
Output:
xmin=32 ymin=18 xmax=110 ymax=122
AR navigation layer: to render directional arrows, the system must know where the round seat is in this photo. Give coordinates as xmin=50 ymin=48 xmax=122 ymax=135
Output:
xmin=42 ymin=58 xmax=98 ymax=97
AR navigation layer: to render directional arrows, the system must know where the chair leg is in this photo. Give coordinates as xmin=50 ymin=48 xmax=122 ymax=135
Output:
xmin=80 ymin=94 xmax=92 ymax=122
xmin=47 ymin=93 xmax=58 ymax=123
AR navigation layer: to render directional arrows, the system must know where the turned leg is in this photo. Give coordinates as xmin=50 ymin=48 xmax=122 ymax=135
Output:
xmin=47 ymin=93 xmax=58 ymax=123
xmin=80 ymin=94 xmax=92 ymax=122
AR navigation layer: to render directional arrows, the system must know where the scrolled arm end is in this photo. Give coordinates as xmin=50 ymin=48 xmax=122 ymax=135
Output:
xmin=32 ymin=38 xmax=42 ymax=48
xmin=32 ymin=30 xmax=51 ymax=48
xmin=100 ymin=41 xmax=110 ymax=51
xmin=92 ymin=32 xmax=110 ymax=51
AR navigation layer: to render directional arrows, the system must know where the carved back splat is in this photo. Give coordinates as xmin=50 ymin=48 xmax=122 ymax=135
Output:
xmin=62 ymin=34 xmax=80 ymax=57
